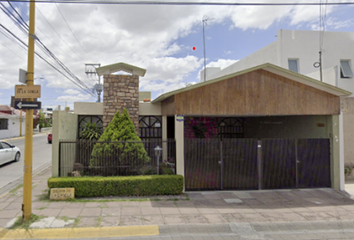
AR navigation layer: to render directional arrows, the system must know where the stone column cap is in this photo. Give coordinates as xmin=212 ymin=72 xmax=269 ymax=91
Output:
xmin=96 ymin=62 xmax=146 ymax=77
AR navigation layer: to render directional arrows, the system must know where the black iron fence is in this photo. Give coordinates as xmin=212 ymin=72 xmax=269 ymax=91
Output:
xmin=58 ymin=139 xmax=176 ymax=177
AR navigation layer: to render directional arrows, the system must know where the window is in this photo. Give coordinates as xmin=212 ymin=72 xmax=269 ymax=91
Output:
xmin=288 ymin=59 xmax=299 ymax=73
xmin=1 ymin=142 xmax=10 ymax=149
xmin=0 ymin=119 xmax=8 ymax=130
xmin=340 ymin=60 xmax=353 ymax=78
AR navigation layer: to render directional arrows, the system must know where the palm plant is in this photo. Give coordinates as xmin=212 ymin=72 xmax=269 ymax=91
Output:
xmin=80 ymin=122 xmax=103 ymax=140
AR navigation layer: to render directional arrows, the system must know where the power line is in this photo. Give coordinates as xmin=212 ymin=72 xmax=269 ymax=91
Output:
xmin=0 ymin=24 xmax=97 ymax=97
xmin=3 ymin=0 xmax=354 ymax=6
xmin=0 ymin=4 xmax=97 ymax=97
xmin=54 ymin=3 xmax=93 ymax=61
xmin=6 ymin=0 xmax=27 ymax=28
xmin=36 ymin=6 xmax=85 ymax=61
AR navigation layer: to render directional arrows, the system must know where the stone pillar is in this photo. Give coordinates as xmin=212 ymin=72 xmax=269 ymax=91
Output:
xmin=103 ymin=74 xmax=139 ymax=133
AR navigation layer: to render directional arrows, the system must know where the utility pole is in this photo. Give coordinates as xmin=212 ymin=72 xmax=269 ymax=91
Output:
xmin=85 ymin=63 xmax=102 ymax=102
xmin=22 ymin=0 xmax=35 ymax=220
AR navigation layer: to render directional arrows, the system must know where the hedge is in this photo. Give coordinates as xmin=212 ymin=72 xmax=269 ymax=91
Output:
xmin=47 ymin=175 xmax=184 ymax=198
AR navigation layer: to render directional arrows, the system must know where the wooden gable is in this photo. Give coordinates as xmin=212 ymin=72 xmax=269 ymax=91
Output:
xmin=165 ymin=69 xmax=340 ymax=116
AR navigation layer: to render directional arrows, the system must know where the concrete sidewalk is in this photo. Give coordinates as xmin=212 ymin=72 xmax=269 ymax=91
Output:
xmin=2 ymin=166 xmax=354 ymax=239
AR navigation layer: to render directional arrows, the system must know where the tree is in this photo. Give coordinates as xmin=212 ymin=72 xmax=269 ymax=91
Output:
xmin=89 ymin=109 xmax=150 ymax=176
xmin=38 ymin=111 xmax=45 ymax=132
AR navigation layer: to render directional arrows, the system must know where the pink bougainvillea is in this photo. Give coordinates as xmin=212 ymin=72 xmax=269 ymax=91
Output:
xmin=184 ymin=117 xmax=219 ymax=139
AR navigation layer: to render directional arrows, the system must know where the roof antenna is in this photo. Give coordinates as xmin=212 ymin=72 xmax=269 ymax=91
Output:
xmin=202 ymin=15 xmax=213 ymax=82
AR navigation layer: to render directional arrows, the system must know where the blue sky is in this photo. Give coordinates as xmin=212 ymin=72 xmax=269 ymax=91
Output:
xmin=0 ymin=1 xmax=353 ymax=110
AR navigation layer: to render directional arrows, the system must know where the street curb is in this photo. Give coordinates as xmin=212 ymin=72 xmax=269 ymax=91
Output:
xmin=0 ymin=132 xmax=49 ymax=142
xmin=0 ymin=162 xmax=51 ymax=199
xmin=0 ymin=225 xmax=159 ymax=239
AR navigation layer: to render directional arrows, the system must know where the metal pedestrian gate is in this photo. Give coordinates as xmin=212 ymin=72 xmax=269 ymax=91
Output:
xmin=184 ymin=138 xmax=331 ymax=191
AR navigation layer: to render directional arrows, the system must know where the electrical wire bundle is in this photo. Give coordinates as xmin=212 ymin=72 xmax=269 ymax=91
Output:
xmin=0 ymin=1 xmax=97 ymax=98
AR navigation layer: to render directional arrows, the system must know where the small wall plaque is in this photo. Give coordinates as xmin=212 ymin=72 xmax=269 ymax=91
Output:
xmin=50 ymin=188 xmax=75 ymax=200
xmin=176 ymin=115 xmax=184 ymax=122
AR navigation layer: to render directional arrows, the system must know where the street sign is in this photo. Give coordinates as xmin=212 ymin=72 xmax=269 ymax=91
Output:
xmin=14 ymin=101 xmax=41 ymax=110
xmin=15 ymin=85 xmax=41 ymax=98
xmin=19 ymin=69 xmax=27 ymax=84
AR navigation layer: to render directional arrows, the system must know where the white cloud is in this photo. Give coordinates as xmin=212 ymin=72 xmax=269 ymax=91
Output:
xmin=56 ymin=94 xmax=91 ymax=102
xmin=206 ymin=59 xmax=238 ymax=69
xmin=326 ymin=17 xmax=353 ymax=29
xmin=196 ymin=59 xmax=238 ymax=81
xmin=63 ymin=89 xmax=81 ymax=95
xmin=139 ymin=55 xmax=203 ymax=95
xmin=0 ymin=1 xmax=352 ymax=103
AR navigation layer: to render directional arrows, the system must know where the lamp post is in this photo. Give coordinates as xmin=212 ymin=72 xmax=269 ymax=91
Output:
xmin=154 ymin=145 xmax=162 ymax=175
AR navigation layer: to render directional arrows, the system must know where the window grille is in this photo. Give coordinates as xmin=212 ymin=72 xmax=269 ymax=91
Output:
xmin=0 ymin=119 xmax=8 ymax=130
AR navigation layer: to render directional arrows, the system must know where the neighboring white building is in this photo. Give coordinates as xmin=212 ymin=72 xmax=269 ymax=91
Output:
xmin=0 ymin=106 xmax=26 ymax=139
xmin=202 ymin=29 xmax=354 ymax=96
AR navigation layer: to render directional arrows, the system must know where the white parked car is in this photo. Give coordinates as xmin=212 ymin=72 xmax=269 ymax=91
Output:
xmin=0 ymin=141 xmax=21 ymax=166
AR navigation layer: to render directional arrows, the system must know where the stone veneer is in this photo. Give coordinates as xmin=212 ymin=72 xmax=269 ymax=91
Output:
xmin=103 ymin=74 xmax=139 ymax=132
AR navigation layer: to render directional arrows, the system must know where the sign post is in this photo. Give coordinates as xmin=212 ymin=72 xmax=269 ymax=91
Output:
xmin=22 ymin=0 xmax=36 ymax=221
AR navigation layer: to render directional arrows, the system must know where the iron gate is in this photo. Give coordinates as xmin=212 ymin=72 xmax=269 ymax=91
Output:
xmin=185 ymin=138 xmax=331 ymax=191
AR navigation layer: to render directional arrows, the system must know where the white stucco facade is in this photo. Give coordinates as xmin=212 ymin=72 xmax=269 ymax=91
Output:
xmin=207 ymin=29 xmax=354 ymax=95
xmin=0 ymin=113 xmax=26 ymax=139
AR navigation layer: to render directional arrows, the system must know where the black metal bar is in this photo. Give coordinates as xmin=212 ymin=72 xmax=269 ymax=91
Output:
xmin=257 ymin=140 xmax=262 ymax=190
xmin=220 ymin=140 xmax=223 ymax=190
xmin=58 ymin=141 xmax=62 ymax=177
xmin=295 ymin=139 xmax=299 ymax=188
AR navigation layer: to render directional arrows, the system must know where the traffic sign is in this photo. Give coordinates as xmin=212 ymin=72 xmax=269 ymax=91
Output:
xmin=19 ymin=69 xmax=27 ymax=84
xmin=14 ymin=101 xmax=41 ymax=110
xmin=15 ymin=85 xmax=41 ymax=98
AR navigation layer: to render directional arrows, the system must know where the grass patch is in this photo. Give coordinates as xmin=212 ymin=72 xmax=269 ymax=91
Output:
xmin=64 ymin=198 xmax=157 ymax=203
xmin=9 ymin=184 xmax=23 ymax=196
xmin=96 ymin=216 xmax=102 ymax=227
xmin=35 ymin=193 xmax=50 ymax=202
xmin=73 ymin=217 xmax=81 ymax=227
xmin=9 ymin=214 xmax=44 ymax=230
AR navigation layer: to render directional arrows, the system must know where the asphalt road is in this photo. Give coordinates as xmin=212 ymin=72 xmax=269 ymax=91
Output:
xmin=0 ymin=134 xmax=52 ymax=194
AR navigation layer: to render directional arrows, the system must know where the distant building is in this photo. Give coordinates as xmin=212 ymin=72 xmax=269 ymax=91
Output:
xmin=0 ymin=105 xmax=26 ymax=139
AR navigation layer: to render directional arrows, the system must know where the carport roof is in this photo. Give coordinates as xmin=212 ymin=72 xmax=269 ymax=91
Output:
xmin=152 ymin=63 xmax=351 ymax=103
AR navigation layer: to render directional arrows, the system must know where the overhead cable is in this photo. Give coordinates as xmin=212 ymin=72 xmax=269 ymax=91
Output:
xmin=2 ymin=0 xmax=354 ymax=6
xmin=0 ymin=24 xmax=97 ymax=97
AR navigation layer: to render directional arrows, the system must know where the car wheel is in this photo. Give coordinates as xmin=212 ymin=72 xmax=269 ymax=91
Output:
xmin=14 ymin=152 xmax=20 ymax=162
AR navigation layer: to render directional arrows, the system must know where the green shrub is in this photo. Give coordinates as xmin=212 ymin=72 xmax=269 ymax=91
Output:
xmin=160 ymin=166 xmax=174 ymax=175
xmin=139 ymin=165 xmax=157 ymax=175
xmin=89 ymin=109 xmax=150 ymax=175
xmin=47 ymin=175 xmax=184 ymax=197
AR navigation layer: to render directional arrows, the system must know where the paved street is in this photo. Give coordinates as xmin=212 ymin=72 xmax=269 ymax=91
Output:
xmin=3 ymin=165 xmax=354 ymax=239
xmin=0 ymin=133 xmax=52 ymax=194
